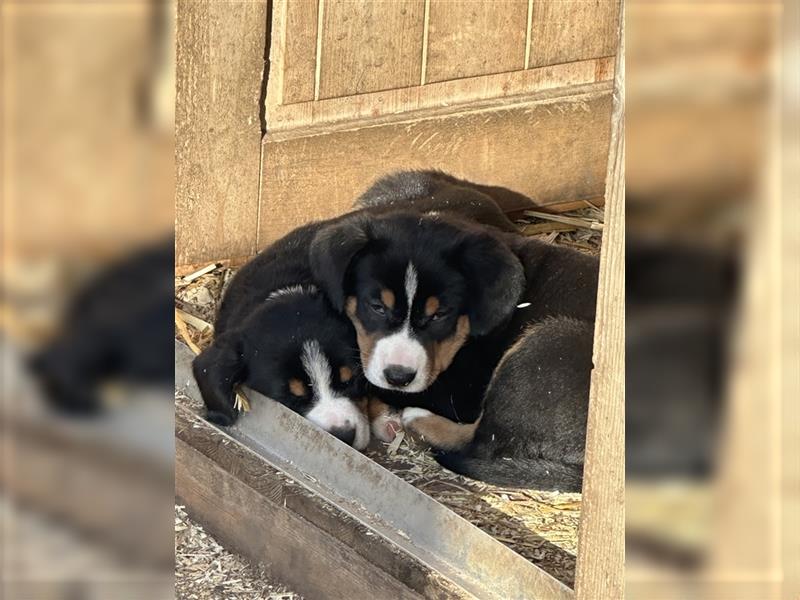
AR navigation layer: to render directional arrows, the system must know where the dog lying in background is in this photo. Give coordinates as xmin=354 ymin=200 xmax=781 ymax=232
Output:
xmin=29 ymin=238 xmax=174 ymax=415
xmin=312 ymin=171 xmax=598 ymax=491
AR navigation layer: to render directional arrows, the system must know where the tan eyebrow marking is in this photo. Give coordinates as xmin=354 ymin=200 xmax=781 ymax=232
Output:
xmin=289 ymin=378 xmax=306 ymax=397
xmin=380 ymin=289 xmax=395 ymax=309
xmin=339 ymin=366 xmax=353 ymax=383
xmin=425 ymin=296 xmax=440 ymax=317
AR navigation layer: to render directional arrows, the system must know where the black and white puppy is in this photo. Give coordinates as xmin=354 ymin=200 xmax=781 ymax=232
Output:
xmin=193 ymin=223 xmax=370 ymax=450
xmin=311 ymin=192 xmax=598 ymax=491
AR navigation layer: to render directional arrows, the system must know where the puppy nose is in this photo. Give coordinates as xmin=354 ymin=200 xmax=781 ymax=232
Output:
xmin=383 ymin=365 xmax=417 ymax=387
xmin=329 ymin=426 xmax=356 ymax=446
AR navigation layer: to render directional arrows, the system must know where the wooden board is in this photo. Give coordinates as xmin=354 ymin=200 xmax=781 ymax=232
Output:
xmin=282 ymin=0 xmax=318 ymax=104
xmin=318 ymin=0 xmax=425 ymax=99
xmin=176 ymin=436 xmax=430 ymax=600
xmin=264 ymin=0 xmax=615 ymax=134
xmin=529 ymin=0 xmax=619 ymax=68
xmin=0 ymin=410 xmax=174 ymax=567
xmin=573 ymin=7 xmax=624 ymax=599
xmin=256 ymin=87 xmax=613 ymax=251
xmin=175 ymin=0 xmax=268 ymax=266
xmin=267 ymin=57 xmax=613 ymax=132
xmin=425 ymin=0 xmax=528 ymax=83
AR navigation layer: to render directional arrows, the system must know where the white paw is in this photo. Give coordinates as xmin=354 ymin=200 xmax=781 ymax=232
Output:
xmin=371 ymin=411 xmax=403 ymax=443
xmin=402 ymin=407 xmax=433 ymax=426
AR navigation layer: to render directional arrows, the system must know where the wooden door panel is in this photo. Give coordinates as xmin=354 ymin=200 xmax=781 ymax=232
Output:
xmin=425 ymin=0 xmax=528 ymax=83
xmin=529 ymin=0 xmax=619 ymax=68
xmin=282 ymin=0 xmax=318 ymax=104
xmin=318 ymin=0 xmax=425 ymax=99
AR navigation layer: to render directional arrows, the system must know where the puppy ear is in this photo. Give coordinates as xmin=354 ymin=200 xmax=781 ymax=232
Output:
xmin=192 ymin=332 xmax=247 ymax=426
xmin=454 ymin=231 xmax=524 ymax=336
xmin=309 ymin=216 xmax=372 ymax=311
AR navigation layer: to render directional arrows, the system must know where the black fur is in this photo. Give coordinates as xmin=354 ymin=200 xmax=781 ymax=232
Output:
xmin=193 ymin=222 xmax=365 ymax=431
xmin=28 ymin=238 xmax=173 ymax=415
xmin=355 ymin=170 xmax=538 ymax=218
xmin=437 ymin=318 xmax=593 ymax=492
xmin=321 ymin=171 xmax=599 ymax=491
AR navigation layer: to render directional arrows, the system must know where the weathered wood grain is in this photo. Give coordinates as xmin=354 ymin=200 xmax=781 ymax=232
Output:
xmin=268 ymin=54 xmax=613 ymax=132
xmin=282 ymin=0 xmax=318 ymax=104
xmin=318 ymin=0 xmax=425 ymax=100
xmin=175 ymin=0 xmax=268 ymax=266
xmin=574 ymin=7 xmax=624 ymax=599
xmin=258 ymin=88 xmax=613 ymax=249
xmin=529 ymin=0 xmax=619 ymax=68
xmin=425 ymin=0 xmax=528 ymax=83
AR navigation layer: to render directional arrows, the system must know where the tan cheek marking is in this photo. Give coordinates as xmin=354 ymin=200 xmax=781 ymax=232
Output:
xmin=426 ymin=315 xmax=471 ymax=384
xmin=289 ymin=378 xmax=306 ymax=397
xmin=346 ymin=297 xmax=379 ymax=369
xmin=380 ymin=289 xmax=395 ymax=309
xmin=424 ymin=296 xmax=440 ymax=317
xmin=339 ymin=366 xmax=352 ymax=383
xmin=356 ymin=397 xmax=369 ymax=416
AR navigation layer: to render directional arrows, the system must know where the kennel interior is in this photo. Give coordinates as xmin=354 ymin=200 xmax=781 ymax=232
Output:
xmin=175 ymin=1 xmax=624 ymax=598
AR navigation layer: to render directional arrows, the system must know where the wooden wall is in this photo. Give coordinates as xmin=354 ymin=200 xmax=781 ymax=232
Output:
xmin=266 ymin=0 xmax=619 ymax=132
xmin=176 ymin=0 xmax=621 ymax=271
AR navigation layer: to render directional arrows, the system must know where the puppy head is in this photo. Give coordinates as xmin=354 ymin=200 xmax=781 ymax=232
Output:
xmin=195 ymin=289 xmax=370 ymax=449
xmin=310 ymin=213 xmax=524 ymax=393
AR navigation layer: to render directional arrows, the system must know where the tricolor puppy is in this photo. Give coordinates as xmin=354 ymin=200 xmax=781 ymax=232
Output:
xmin=193 ymin=223 xmax=370 ymax=450
xmin=311 ymin=189 xmax=598 ymax=491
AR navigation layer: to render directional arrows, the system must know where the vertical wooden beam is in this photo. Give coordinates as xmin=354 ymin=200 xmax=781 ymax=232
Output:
xmin=175 ymin=0 xmax=269 ymax=266
xmin=574 ymin=2 xmax=625 ymax=598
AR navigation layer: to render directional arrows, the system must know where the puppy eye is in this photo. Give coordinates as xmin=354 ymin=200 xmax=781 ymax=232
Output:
xmin=431 ymin=310 xmax=449 ymax=322
xmin=369 ymin=301 xmax=386 ymax=316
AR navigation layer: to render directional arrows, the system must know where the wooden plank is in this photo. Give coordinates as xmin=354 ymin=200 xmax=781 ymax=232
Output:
xmin=574 ymin=7 xmax=624 ymax=599
xmin=282 ymin=0 xmax=318 ymax=104
xmin=175 ymin=0 xmax=268 ymax=266
xmin=0 ymin=412 xmax=174 ymax=566
xmin=318 ymin=0 xmax=425 ymax=100
xmin=268 ymin=54 xmax=613 ymax=131
xmin=529 ymin=0 xmax=619 ymax=68
xmin=258 ymin=88 xmax=613 ymax=250
xmin=176 ymin=437 xmax=430 ymax=600
xmin=425 ymin=0 xmax=528 ymax=84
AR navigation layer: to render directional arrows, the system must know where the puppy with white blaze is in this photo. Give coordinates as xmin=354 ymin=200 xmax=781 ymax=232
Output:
xmin=192 ymin=221 xmax=370 ymax=450
xmin=311 ymin=171 xmax=599 ymax=492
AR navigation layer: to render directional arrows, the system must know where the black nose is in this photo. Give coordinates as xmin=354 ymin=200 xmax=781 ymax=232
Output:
xmin=329 ymin=426 xmax=356 ymax=446
xmin=383 ymin=365 xmax=416 ymax=387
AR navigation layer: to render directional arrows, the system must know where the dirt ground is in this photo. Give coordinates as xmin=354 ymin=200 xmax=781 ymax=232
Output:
xmin=175 ymin=504 xmax=303 ymax=600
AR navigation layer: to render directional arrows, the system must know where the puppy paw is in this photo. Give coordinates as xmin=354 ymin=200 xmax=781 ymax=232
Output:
xmin=371 ymin=410 xmax=404 ymax=443
xmin=402 ymin=407 xmax=434 ymax=427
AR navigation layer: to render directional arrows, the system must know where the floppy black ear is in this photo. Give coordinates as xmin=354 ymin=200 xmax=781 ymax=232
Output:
xmin=309 ymin=216 xmax=372 ymax=312
xmin=192 ymin=332 xmax=247 ymax=426
xmin=455 ymin=231 xmax=524 ymax=336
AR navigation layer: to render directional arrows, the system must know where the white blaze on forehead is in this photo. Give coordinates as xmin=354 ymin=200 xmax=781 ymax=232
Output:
xmin=301 ymin=339 xmax=333 ymax=398
xmin=404 ymin=262 xmax=418 ymax=318
xmin=364 ymin=262 xmax=431 ymax=393
xmin=301 ymin=340 xmax=369 ymax=449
